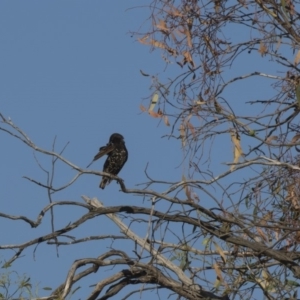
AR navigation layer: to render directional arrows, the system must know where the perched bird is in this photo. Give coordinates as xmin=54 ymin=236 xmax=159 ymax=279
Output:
xmin=87 ymin=133 xmax=128 ymax=189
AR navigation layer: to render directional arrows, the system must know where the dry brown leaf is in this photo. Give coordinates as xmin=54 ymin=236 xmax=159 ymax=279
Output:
xmin=232 ymin=145 xmax=242 ymax=169
xmin=213 ymin=263 xmax=223 ymax=286
xmin=187 ymin=17 xmax=193 ymax=32
xmin=166 ymin=5 xmax=183 ymax=17
xmin=256 ymin=278 xmax=267 ymax=289
xmin=186 ymin=114 xmax=192 ymax=123
xmin=239 ymin=0 xmax=248 ymax=8
xmin=262 ymin=269 xmax=269 ymax=279
xmin=204 ymin=88 xmax=210 ymax=95
xmin=185 ymin=188 xmax=192 ymax=202
xmin=285 ymin=185 xmax=300 ymax=210
xmin=148 ymin=110 xmax=161 ymax=118
xmin=187 ymin=122 xmax=196 ymax=138
xmin=182 ymin=51 xmax=195 ymax=68
xmin=138 ymin=35 xmax=149 ymax=45
xmin=213 ymin=241 xmax=227 ymax=263
xmin=258 ymin=270 xmax=275 ymax=292
xmin=203 ymin=35 xmax=215 ymax=55
xmin=231 ymin=132 xmax=243 ymax=153
xmin=294 ymin=50 xmax=300 ymax=65
xmin=139 ymin=36 xmax=177 ymax=56
xmin=265 ymin=136 xmax=278 ymax=143
xmin=256 ymin=227 xmax=268 ymax=242
xmin=286 ymin=0 xmax=295 ymax=15
xmin=275 ymin=38 xmax=282 ymax=52
xmin=183 ymin=26 xmax=192 ymax=48
xmin=258 ymin=41 xmax=268 ymax=56
xmin=140 ymin=104 xmax=147 ymax=112
xmin=151 ymin=40 xmax=167 ymax=49
xmin=156 ymin=19 xmax=169 ymax=34
xmin=180 ymin=123 xmax=186 ymax=147
xmin=214 ymin=99 xmax=222 ymax=113
xmin=295 ymin=232 xmax=300 ymax=243
xmin=163 ymin=115 xmax=170 ymax=126
xmin=182 ymin=175 xmax=192 ymax=201
xmin=192 ymin=192 xmax=200 ymax=202
xmin=291 ymin=134 xmax=300 ymax=143
xmin=273 ymin=181 xmax=281 ymax=194
xmin=226 ymin=44 xmax=231 ymax=53
xmin=230 ymin=131 xmax=244 ymax=171
xmin=194 ymin=100 xmax=205 ymax=105
xmin=262 ymin=211 xmax=273 ymax=221
xmin=214 ymin=0 xmax=221 ymax=12
xmin=274 ymin=227 xmax=280 ymax=241
xmin=151 ymin=40 xmax=177 ymax=56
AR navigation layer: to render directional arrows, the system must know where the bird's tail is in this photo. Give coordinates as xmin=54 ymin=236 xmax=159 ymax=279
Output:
xmin=99 ymin=177 xmax=111 ymax=189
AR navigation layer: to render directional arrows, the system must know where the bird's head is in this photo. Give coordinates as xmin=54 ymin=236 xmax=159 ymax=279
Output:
xmin=109 ymin=133 xmax=125 ymax=145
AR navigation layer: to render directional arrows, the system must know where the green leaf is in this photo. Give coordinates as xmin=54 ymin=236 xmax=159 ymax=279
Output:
xmin=249 ymin=130 xmax=256 ymax=136
xmin=179 ymin=254 xmax=189 ymax=271
xmin=253 ymin=205 xmax=258 ymax=221
xmin=202 ymin=238 xmax=210 ymax=246
xmin=245 ymin=195 xmax=250 ymax=208
xmin=2 ymin=262 xmax=12 ymax=269
xmin=280 ymin=0 xmax=289 ymax=17
xmin=285 ymin=279 xmax=300 ymax=287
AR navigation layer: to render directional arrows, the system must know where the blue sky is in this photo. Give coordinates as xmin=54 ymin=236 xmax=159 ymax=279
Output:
xmin=0 ymin=2 xmax=185 ymax=299
xmin=0 ymin=1 xmax=287 ymax=299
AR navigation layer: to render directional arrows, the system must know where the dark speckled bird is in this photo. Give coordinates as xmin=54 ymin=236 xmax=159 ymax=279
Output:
xmin=87 ymin=133 xmax=128 ymax=189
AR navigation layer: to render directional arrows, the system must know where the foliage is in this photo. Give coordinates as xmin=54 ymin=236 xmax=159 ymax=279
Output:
xmin=2 ymin=0 xmax=300 ymax=299
xmin=0 ymin=263 xmax=36 ymax=300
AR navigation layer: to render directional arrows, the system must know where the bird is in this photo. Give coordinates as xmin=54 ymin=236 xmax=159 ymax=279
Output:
xmin=87 ymin=133 xmax=128 ymax=189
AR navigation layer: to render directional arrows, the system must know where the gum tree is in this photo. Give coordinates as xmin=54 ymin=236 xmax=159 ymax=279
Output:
xmin=2 ymin=1 xmax=300 ymax=299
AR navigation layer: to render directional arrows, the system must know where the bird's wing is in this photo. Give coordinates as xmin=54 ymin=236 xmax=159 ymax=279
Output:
xmin=94 ymin=144 xmax=115 ymax=160
xmin=86 ymin=143 xmax=115 ymax=168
